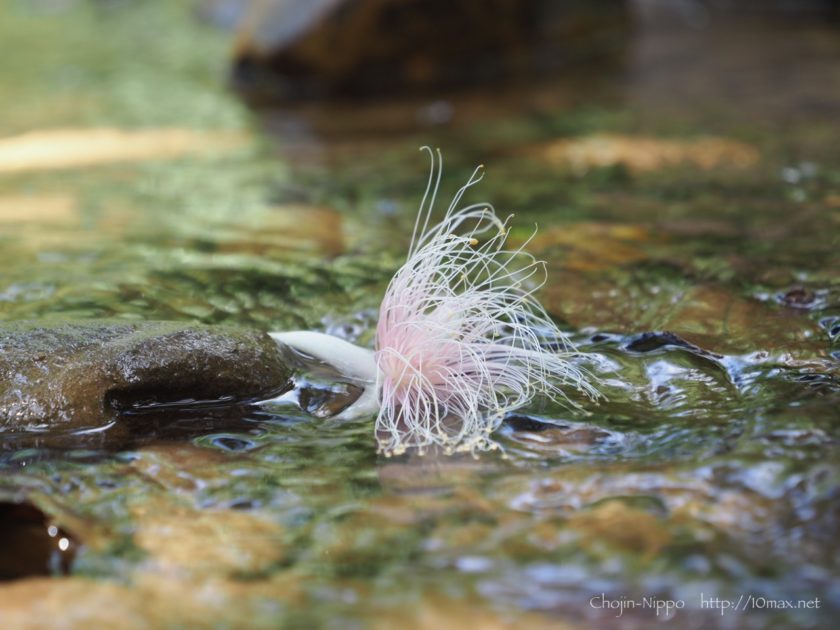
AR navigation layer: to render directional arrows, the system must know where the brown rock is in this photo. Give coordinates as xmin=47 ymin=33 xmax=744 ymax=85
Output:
xmin=0 ymin=320 xmax=292 ymax=433
xmin=231 ymin=0 xmax=630 ymax=99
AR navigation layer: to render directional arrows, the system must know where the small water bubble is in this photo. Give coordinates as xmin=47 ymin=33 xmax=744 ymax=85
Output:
xmin=781 ymin=166 xmax=802 ymax=184
xmin=375 ymin=198 xmax=400 ymax=216
xmin=524 ymin=562 xmax=589 ymax=586
xmin=781 ymin=162 xmax=818 ymax=185
xmin=683 ymin=554 xmax=712 ymax=575
xmin=455 ymin=556 xmax=493 ymax=573
xmin=418 ymin=100 xmax=454 ymax=125
xmin=206 ymin=434 xmax=258 ymax=452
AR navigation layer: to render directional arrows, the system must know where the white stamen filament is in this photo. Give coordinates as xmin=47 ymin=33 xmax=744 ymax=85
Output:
xmin=270 ymin=148 xmax=601 ymax=455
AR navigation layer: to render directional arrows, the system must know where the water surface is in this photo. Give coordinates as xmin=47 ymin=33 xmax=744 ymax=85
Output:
xmin=0 ymin=2 xmax=838 ymax=628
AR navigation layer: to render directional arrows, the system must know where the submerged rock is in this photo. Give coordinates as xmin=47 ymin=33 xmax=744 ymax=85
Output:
xmin=0 ymin=320 xmax=292 ymax=433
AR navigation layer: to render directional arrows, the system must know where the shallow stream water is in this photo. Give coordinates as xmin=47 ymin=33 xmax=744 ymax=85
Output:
xmin=0 ymin=2 xmax=838 ymax=628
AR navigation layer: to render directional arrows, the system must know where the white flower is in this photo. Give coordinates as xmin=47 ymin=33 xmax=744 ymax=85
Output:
xmin=271 ymin=148 xmax=601 ymax=456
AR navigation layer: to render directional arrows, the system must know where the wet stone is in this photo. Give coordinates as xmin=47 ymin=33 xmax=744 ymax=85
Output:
xmin=0 ymin=501 xmax=77 ymax=580
xmin=0 ymin=320 xmax=293 ymax=434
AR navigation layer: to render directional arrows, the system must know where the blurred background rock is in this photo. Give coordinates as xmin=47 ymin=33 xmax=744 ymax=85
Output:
xmin=220 ymin=0 xmax=632 ymax=101
xmin=194 ymin=0 xmax=840 ymax=104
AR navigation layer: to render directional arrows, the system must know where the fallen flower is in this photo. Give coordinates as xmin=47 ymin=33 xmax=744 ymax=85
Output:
xmin=271 ymin=148 xmax=600 ymax=455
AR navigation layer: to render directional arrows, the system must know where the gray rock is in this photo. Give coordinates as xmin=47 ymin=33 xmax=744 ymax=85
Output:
xmin=0 ymin=320 xmax=292 ymax=432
